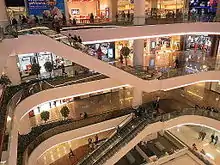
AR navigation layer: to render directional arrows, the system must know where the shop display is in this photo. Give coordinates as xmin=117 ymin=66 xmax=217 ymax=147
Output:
xmin=86 ymin=42 xmax=115 ymax=60
xmin=189 ymin=0 xmax=218 ymax=14
xmin=186 ymin=35 xmax=212 ymax=51
xmin=17 ymin=52 xmax=72 ymax=78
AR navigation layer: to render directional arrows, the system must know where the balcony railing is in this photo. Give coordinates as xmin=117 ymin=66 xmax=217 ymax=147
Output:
xmin=19 ymin=108 xmax=134 ymax=165
xmin=77 ymin=107 xmax=217 ymax=165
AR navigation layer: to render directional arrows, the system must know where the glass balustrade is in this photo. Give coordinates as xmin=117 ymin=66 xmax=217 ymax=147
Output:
xmin=77 ymin=107 xmax=217 ymax=165
xmin=12 ymin=27 xmax=220 ymax=82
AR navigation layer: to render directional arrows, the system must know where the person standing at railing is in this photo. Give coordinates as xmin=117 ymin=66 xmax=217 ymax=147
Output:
xmin=210 ymin=133 xmax=215 ymax=143
xmin=115 ymin=13 xmax=119 ymax=23
xmin=127 ymin=11 xmax=131 ymax=22
xmin=121 ymin=11 xmax=126 ymax=22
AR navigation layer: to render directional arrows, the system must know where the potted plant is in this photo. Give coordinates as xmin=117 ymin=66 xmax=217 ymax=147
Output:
xmin=60 ymin=105 xmax=70 ymax=119
xmin=120 ymin=46 xmax=130 ymax=66
xmin=31 ymin=63 xmax=41 ymax=77
xmin=40 ymin=111 xmax=50 ymax=123
xmin=44 ymin=61 xmax=53 ymax=78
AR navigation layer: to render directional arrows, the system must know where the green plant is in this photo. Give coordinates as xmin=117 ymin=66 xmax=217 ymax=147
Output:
xmin=60 ymin=105 xmax=70 ymax=119
xmin=44 ymin=61 xmax=53 ymax=77
xmin=0 ymin=75 xmax=11 ymax=86
xmin=40 ymin=111 xmax=50 ymax=122
xmin=31 ymin=63 xmax=41 ymax=76
xmin=120 ymin=46 xmax=130 ymax=66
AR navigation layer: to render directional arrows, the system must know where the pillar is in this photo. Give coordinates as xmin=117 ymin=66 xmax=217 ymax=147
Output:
xmin=134 ymin=0 xmax=145 ymax=25
xmin=109 ymin=0 xmax=118 ymax=22
xmin=5 ymin=55 xmax=21 ymax=85
xmin=133 ymin=39 xmax=144 ymax=66
xmin=215 ymin=1 xmax=220 ymax=21
xmin=205 ymin=82 xmax=211 ymax=90
xmin=7 ymin=121 xmax=18 ymax=165
xmin=64 ymin=0 xmax=70 ymax=24
xmin=132 ymin=88 xmax=143 ymax=109
xmin=0 ymin=0 xmax=9 ymax=28
xmin=18 ymin=114 xmax=32 ymax=135
xmin=150 ymin=0 xmax=157 ymax=9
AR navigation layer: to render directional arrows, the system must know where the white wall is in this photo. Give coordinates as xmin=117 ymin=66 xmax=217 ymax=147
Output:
xmin=67 ymin=1 xmax=97 ymax=18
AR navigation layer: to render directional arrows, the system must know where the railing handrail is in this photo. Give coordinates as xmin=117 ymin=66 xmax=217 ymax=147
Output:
xmin=78 ymin=107 xmax=217 ymax=165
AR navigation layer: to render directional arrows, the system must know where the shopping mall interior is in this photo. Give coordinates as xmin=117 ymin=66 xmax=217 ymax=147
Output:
xmin=1 ymin=0 xmax=220 ymax=165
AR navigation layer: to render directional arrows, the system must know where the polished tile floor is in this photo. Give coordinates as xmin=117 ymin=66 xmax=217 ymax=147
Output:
xmin=37 ymin=129 xmax=115 ymax=165
xmin=169 ymin=125 xmax=220 ymax=165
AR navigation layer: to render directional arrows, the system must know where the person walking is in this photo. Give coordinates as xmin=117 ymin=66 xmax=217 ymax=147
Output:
xmin=127 ymin=11 xmax=131 ymax=22
xmin=201 ymin=132 xmax=206 ymax=141
xmin=77 ymin=36 xmax=82 ymax=43
xmin=68 ymin=33 xmax=73 ymax=46
xmin=210 ymin=133 xmax=215 ymax=143
xmin=215 ymin=135 xmax=218 ymax=145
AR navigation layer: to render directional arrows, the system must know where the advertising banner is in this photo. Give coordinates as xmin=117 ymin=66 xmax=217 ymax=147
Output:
xmin=27 ymin=0 xmax=65 ymax=16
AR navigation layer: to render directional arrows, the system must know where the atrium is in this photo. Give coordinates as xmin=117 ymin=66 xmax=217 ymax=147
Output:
xmin=1 ymin=0 xmax=220 ymax=165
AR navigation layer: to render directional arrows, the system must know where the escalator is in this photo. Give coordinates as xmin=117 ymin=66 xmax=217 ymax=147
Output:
xmin=77 ymin=108 xmax=216 ymax=165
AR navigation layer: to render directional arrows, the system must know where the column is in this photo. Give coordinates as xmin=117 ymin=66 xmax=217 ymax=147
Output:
xmin=134 ymin=0 xmax=145 ymax=25
xmin=64 ymin=0 xmax=70 ymax=24
xmin=216 ymin=1 xmax=220 ymax=21
xmin=5 ymin=55 xmax=21 ymax=85
xmin=205 ymin=82 xmax=211 ymax=90
xmin=18 ymin=114 xmax=32 ymax=135
xmin=133 ymin=39 xmax=144 ymax=66
xmin=0 ymin=0 xmax=9 ymax=28
xmin=132 ymin=88 xmax=143 ymax=109
xmin=150 ymin=0 xmax=157 ymax=9
xmin=109 ymin=0 xmax=118 ymax=22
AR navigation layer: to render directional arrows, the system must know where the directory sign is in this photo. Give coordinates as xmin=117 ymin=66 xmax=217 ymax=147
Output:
xmin=27 ymin=0 xmax=65 ymax=16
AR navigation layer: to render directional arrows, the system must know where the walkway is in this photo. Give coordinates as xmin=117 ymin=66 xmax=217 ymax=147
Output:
xmin=169 ymin=125 xmax=220 ymax=164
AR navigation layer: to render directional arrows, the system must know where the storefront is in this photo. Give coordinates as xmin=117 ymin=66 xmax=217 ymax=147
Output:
xmin=144 ymin=36 xmax=181 ymax=67
xmin=17 ymin=52 xmax=72 ymax=78
xmin=114 ymin=36 xmax=181 ymax=67
xmin=117 ymin=0 xmax=185 ymax=17
xmin=189 ymin=0 xmax=218 ymax=17
xmin=67 ymin=0 xmax=112 ymax=23
xmin=86 ymin=42 xmax=115 ymax=61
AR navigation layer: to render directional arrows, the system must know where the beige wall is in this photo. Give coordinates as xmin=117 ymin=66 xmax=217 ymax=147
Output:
xmin=67 ymin=1 xmax=97 ymax=18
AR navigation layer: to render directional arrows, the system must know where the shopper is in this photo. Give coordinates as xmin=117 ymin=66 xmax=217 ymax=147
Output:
xmin=198 ymin=131 xmax=203 ymax=140
xmin=95 ymin=134 xmax=99 ymax=144
xmin=215 ymin=135 xmax=218 ymax=145
xmin=90 ymin=13 xmax=94 ymax=23
xmin=127 ymin=11 xmax=131 ymax=22
xmin=61 ymin=63 xmax=66 ymax=75
xmin=77 ymin=36 xmax=82 ymax=43
xmin=73 ymin=35 xmax=78 ymax=42
xmin=122 ymin=11 xmax=126 ymax=22
xmin=11 ymin=18 xmax=18 ymax=31
xmin=210 ymin=133 xmax=215 ymax=143
xmin=115 ymin=13 xmax=119 ymax=22
xmin=34 ymin=15 xmax=39 ymax=24
xmin=68 ymin=33 xmax=73 ymax=46
xmin=201 ymin=132 xmax=206 ymax=141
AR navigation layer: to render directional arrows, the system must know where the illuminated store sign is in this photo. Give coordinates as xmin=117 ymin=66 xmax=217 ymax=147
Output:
xmin=27 ymin=0 xmax=65 ymax=16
